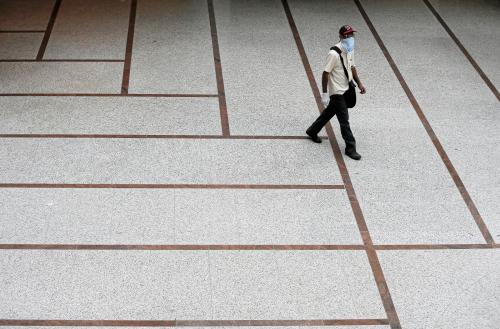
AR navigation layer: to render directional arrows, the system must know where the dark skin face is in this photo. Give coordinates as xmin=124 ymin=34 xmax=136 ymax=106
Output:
xmin=340 ymin=32 xmax=354 ymax=39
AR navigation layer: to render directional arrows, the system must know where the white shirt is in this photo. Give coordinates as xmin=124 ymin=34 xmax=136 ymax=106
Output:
xmin=324 ymin=42 xmax=355 ymax=96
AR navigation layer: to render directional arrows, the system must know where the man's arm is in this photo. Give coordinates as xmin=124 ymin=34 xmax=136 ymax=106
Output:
xmin=351 ymin=66 xmax=366 ymax=94
xmin=322 ymin=71 xmax=329 ymax=93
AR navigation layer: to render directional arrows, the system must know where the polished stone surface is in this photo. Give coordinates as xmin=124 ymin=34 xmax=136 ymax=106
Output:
xmin=209 ymin=251 xmax=386 ymax=319
xmin=0 ymin=0 xmax=54 ymax=30
xmin=0 ymin=139 xmax=341 ymax=184
xmin=129 ymin=0 xmax=217 ymax=94
xmin=379 ymin=250 xmax=500 ymax=329
xmin=0 ymin=250 xmax=385 ymax=319
xmin=216 ymin=0 xmax=321 ymax=136
xmin=0 ymin=62 xmax=122 ymax=93
xmin=360 ymin=0 xmax=500 ymax=242
xmin=0 ymin=188 xmax=361 ymax=244
xmin=0 ymin=33 xmax=42 ymax=59
xmin=1 ymin=0 xmax=499 ymax=326
xmin=428 ymin=0 xmax=500 ymax=88
xmin=44 ymin=0 xmax=130 ymax=59
xmin=288 ymin=0 xmax=488 ymax=244
xmin=0 ymin=96 xmax=221 ymax=134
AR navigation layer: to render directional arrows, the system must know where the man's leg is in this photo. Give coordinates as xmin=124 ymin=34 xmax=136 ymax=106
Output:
xmin=332 ymin=95 xmax=361 ymax=160
xmin=306 ymin=96 xmax=336 ymax=143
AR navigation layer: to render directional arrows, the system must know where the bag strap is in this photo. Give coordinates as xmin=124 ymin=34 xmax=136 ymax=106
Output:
xmin=331 ymin=46 xmax=350 ymax=82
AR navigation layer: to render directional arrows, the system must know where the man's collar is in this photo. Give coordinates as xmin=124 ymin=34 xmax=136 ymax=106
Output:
xmin=335 ymin=41 xmax=346 ymax=53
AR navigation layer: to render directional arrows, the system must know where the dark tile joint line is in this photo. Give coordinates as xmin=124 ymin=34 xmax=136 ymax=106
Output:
xmin=353 ymin=0 xmax=494 ymax=245
xmin=121 ymin=0 xmax=137 ymax=94
xmin=0 ymin=183 xmax=344 ymax=189
xmin=0 ymin=93 xmax=219 ymax=97
xmin=0 ymin=319 xmax=390 ymax=327
xmin=208 ymin=0 xmax=230 ymax=136
xmin=422 ymin=0 xmax=499 ymax=101
xmin=36 ymin=0 xmax=62 ymax=61
xmin=281 ymin=1 xmax=402 ymax=328
xmin=0 ymin=30 xmax=46 ymax=33
xmin=0 ymin=59 xmax=125 ymax=62
xmin=0 ymin=244 xmax=498 ymax=251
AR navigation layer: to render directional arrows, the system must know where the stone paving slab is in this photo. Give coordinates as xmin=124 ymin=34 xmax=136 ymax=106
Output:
xmin=0 ymin=188 xmax=361 ymax=244
xmin=355 ymin=186 xmax=484 ymax=244
xmin=288 ymin=0 xmax=487 ymax=244
xmin=216 ymin=0 xmax=320 ymax=136
xmin=0 ymin=0 xmax=54 ymax=30
xmin=379 ymin=250 xmax=500 ymax=329
xmin=0 ymin=97 xmax=221 ymax=135
xmin=360 ymin=0 xmax=500 ymax=242
xmin=173 ymin=189 xmax=361 ymax=244
xmin=0 ymin=62 xmax=122 ymax=93
xmin=0 ymin=250 xmax=385 ymax=320
xmin=0 ymin=0 xmax=499 ymax=327
xmin=44 ymin=0 xmax=130 ymax=59
xmin=0 ymin=189 xmax=175 ymax=244
xmin=428 ymin=0 xmax=500 ymax=88
xmin=209 ymin=251 xmax=385 ymax=319
xmin=0 ymin=33 xmax=42 ymax=59
xmin=0 ymin=250 xmax=200 ymax=319
xmin=0 ymin=139 xmax=341 ymax=184
xmin=129 ymin=0 xmax=216 ymax=94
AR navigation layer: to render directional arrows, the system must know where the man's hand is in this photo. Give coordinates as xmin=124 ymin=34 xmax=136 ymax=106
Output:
xmin=321 ymin=93 xmax=330 ymax=107
xmin=358 ymin=84 xmax=366 ymax=94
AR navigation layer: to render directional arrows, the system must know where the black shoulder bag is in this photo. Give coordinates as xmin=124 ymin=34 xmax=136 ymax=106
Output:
xmin=331 ymin=46 xmax=356 ymax=108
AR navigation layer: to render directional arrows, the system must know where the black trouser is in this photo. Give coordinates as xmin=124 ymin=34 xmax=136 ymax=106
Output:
xmin=307 ymin=94 xmax=356 ymax=151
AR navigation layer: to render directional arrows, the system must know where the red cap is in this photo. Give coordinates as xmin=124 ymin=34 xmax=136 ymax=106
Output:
xmin=339 ymin=25 xmax=357 ymax=36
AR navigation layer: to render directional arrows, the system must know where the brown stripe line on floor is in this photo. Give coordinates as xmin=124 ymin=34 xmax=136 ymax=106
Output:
xmin=0 ymin=93 xmax=219 ymax=97
xmin=0 ymin=319 xmax=390 ymax=327
xmin=422 ymin=0 xmax=499 ymax=101
xmin=281 ymin=1 xmax=402 ymax=328
xmin=354 ymin=0 xmax=495 ymax=245
xmin=0 ymin=183 xmax=344 ymax=189
xmin=0 ymin=30 xmax=46 ymax=33
xmin=208 ymin=0 xmax=230 ymax=136
xmin=0 ymin=244 xmax=498 ymax=251
xmin=36 ymin=0 xmax=62 ymax=61
xmin=0 ymin=134 xmax=327 ymax=140
xmin=121 ymin=0 xmax=137 ymax=94
xmin=0 ymin=59 xmax=124 ymax=62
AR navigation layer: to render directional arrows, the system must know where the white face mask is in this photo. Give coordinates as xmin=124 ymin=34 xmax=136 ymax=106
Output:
xmin=341 ymin=37 xmax=355 ymax=53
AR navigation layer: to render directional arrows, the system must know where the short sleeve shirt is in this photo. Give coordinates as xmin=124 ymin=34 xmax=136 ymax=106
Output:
xmin=324 ymin=42 xmax=355 ymax=95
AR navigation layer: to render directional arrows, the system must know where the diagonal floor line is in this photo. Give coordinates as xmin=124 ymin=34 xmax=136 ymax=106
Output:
xmin=121 ymin=0 xmax=137 ymax=94
xmin=36 ymin=0 xmax=62 ymax=60
xmin=422 ymin=0 xmax=499 ymax=102
xmin=280 ymin=1 xmax=402 ymax=328
xmin=354 ymin=0 xmax=494 ymax=245
xmin=208 ymin=0 xmax=230 ymax=136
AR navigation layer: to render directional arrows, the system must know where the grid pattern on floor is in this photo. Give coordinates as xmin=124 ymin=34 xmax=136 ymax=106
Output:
xmin=0 ymin=0 xmax=499 ymax=329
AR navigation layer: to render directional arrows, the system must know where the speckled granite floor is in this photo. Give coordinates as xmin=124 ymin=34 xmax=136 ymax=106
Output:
xmin=0 ymin=0 xmax=498 ymax=329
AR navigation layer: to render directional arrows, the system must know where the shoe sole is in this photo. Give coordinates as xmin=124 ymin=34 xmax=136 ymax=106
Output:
xmin=306 ymin=132 xmax=322 ymax=143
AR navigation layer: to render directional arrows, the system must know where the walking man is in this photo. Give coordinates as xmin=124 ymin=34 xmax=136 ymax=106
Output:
xmin=306 ymin=25 xmax=366 ymax=160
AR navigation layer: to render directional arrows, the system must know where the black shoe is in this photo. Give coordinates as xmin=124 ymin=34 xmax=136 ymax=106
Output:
xmin=345 ymin=150 xmax=361 ymax=160
xmin=306 ymin=131 xmax=322 ymax=143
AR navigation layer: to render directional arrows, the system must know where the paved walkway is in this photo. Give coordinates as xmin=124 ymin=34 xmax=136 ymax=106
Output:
xmin=0 ymin=1 xmax=499 ymax=329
